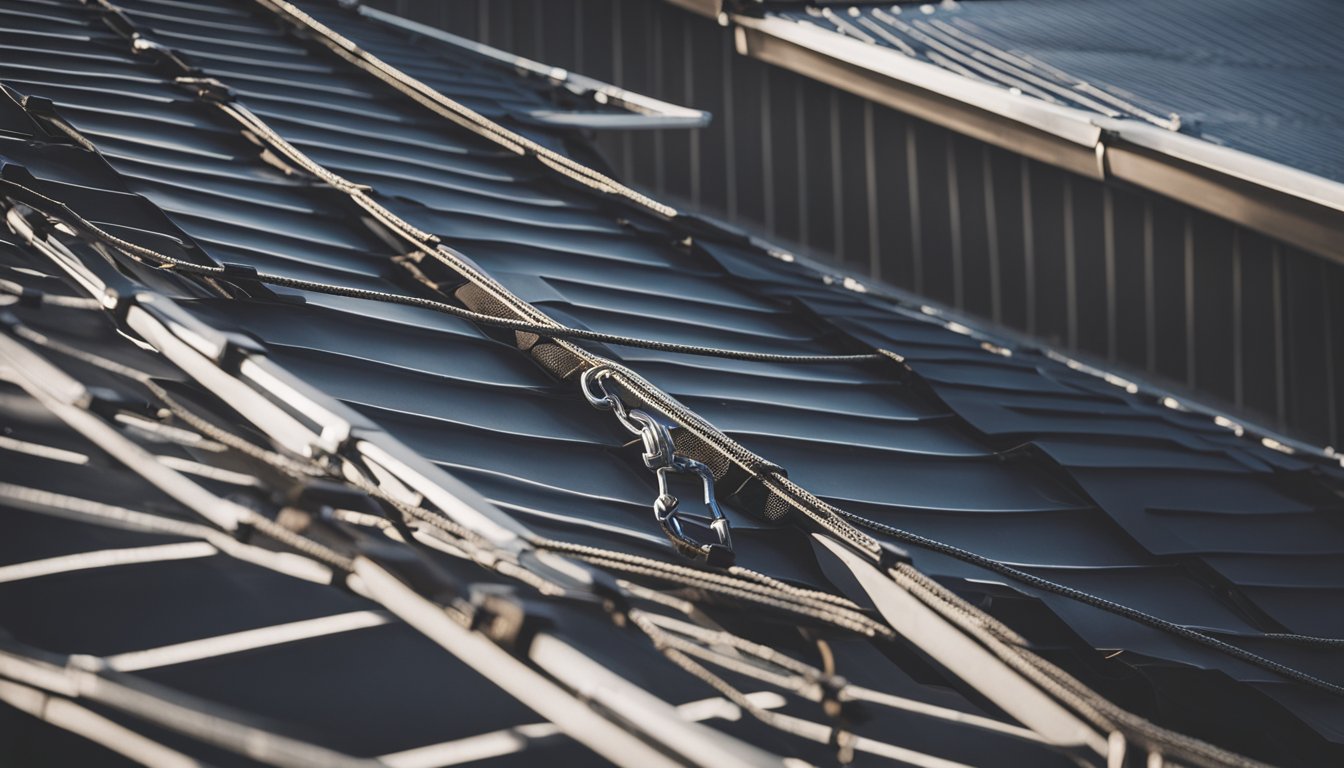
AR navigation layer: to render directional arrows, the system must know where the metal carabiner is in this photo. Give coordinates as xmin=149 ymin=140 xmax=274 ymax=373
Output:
xmin=582 ymin=363 xmax=735 ymax=567
xmin=581 ymin=365 xmax=619 ymax=411
xmin=653 ymin=458 xmax=734 ymax=567
xmin=581 ymin=365 xmax=647 ymax=435
xmin=626 ymin=409 xmax=673 ymax=470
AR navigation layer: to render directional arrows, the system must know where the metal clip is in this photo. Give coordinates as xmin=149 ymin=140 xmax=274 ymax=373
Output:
xmin=654 ymin=458 xmax=734 ymax=567
xmin=581 ymin=365 xmax=735 ymax=567
xmin=581 ymin=365 xmax=634 ymax=428
xmin=628 ymin=410 xmax=673 ymax=470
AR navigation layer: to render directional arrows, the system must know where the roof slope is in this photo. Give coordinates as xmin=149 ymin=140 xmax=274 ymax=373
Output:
xmin=1 ymin=0 xmax=1343 ymax=765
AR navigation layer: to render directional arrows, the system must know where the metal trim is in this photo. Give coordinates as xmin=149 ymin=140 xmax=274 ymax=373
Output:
xmin=361 ymin=6 xmax=711 ymax=130
xmin=1104 ymin=141 xmax=1344 ymax=264
xmin=729 ymin=13 xmax=1344 ymax=265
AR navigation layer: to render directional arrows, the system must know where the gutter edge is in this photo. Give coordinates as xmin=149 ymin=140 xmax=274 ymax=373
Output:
xmin=731 ymin=14 xmax=1344 ymax=264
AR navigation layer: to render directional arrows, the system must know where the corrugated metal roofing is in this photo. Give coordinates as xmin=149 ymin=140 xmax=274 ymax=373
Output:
xmin=1 ymin=0 xmax=1343 ymax=765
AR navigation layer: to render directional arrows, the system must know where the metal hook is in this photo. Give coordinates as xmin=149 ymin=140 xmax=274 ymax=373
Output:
xmin=580 ymin=365 xmax=618 ymax=411
xmin=627 ymin=410 xmax=673 ymax=469
xmin=582 ymin=364 xmax=734 ymax=567
xmin=581 ymin=365 xmax=646 ymax=435
xmin=654 ymin=458 xmax=734 ymax=567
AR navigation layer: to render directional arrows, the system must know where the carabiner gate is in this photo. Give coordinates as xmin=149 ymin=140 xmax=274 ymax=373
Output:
xmin=654 ymin=458 xmax=734 ymax=568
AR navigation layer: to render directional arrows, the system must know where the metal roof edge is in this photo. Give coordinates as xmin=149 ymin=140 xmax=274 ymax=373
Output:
xmin=729 ymin=12 xmax=1344 ymax=265
xmin=734 ymin=15 xmax=1104 ymax=147
xmin=1101 ymin=120 xmax=1344 ymax=214
xmin=360 ymin=5 xmax=712 ymax=130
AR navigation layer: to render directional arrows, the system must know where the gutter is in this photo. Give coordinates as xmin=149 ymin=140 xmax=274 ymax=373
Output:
xmin=729 ymin=13 xmax=1344 ymax=264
